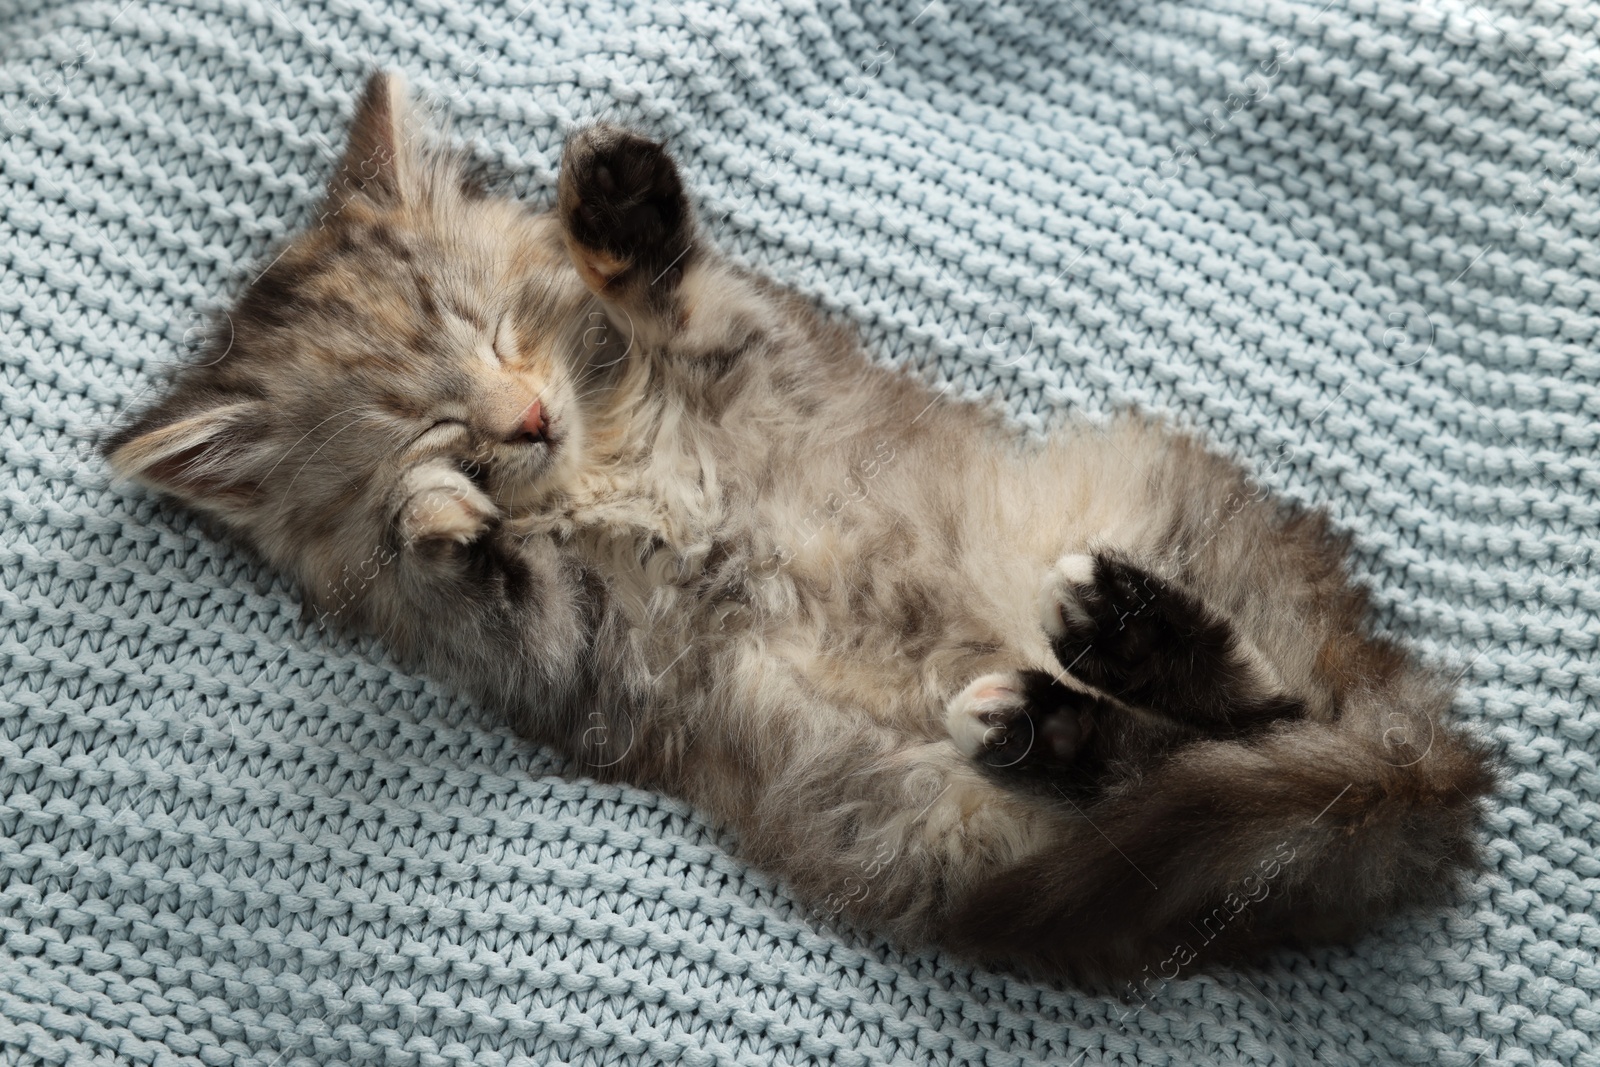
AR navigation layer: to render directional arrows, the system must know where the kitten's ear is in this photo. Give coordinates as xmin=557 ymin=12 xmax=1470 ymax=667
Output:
xmin=103 ymin=395 xmax=269 ymax=519
xmin=327 ymin=70 xmax=417 ymax=210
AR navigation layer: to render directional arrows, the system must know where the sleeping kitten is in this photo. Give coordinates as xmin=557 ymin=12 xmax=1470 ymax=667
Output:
xmin=104 ymin=72 xmax=1497 ymax=984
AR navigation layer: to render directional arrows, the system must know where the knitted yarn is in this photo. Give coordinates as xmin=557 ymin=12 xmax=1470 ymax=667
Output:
xmin=2 ymin=0 xmax=1596 ymax=1063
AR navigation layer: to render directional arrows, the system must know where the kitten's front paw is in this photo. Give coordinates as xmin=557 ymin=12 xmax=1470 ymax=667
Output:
xmin=559 ymin=124 xmax=692 ymax=291
xmin=399 ymin=462 xmax=496 ymax=546
xmin=945 ymin=670 xmax=1095 ymax=769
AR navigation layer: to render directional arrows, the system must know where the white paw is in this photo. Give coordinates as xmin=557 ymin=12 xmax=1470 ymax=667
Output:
xmin=1040 ymin=552 xmax=1097 ymax=638
xmin=399 ymin=462 xmax=496 ymax=545
xmin=944 ymin=672 xmax=1031 ymax=758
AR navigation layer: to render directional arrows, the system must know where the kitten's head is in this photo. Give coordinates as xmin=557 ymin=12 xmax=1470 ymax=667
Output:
xmin=105 ymin=72 xmax=601 ymax=617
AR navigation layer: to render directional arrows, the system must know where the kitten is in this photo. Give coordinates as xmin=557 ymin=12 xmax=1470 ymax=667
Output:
xmin=104 ymin=72 xmax=1497 ymax=985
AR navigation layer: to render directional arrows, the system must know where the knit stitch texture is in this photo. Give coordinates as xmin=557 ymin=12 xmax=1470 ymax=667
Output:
xmin=2 ymin=0 xmax=1597 ymax=1064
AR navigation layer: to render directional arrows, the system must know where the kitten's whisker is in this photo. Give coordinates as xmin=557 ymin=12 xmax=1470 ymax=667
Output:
xmin=568 ymin=382 xmax=617 ymax=406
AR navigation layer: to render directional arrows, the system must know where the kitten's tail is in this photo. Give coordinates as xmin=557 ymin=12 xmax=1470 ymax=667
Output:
xmin=942 ymin=680 xmax=1499 ymax=985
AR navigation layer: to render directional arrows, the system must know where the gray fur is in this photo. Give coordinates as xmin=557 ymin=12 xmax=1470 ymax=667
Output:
xmin=105 ymin=73 xmax=1497 ymax=985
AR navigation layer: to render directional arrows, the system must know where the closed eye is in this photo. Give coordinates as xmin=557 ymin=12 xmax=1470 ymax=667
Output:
xmin=409 ymin=419 xmax=468 ymax=451
xmin=493 ymin=317 xmax=518 ymax=365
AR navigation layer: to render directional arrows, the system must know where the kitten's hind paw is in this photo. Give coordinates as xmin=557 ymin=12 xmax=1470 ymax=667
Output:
xmin=399 ymin=462 xmax=496 ymax=546
xmin=1044 ymin=550 xmax=1225 ymax=696
xmin=1040 ymin=552 xmax=1169 ymax=680
xmin=1041 ymin=551 xmax=1301 ymax=732
xmin=945 ymin=670 xmax=1097 ymax=770
xmin=559 ymin=124 xmax=692 ymax=292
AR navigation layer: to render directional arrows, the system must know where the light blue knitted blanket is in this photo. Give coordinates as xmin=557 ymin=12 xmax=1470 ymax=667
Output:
xmin=3 ymin=0 xmax=1597 ymax=1063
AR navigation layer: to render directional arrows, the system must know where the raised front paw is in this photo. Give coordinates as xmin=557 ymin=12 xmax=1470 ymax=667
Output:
xmin=398 ymin=461 xmax=496 ymax=546
xmin=558 ymin=124 xmax=692 ymax=292
xmin=945 ymin=669 xmax=1098 ymax=770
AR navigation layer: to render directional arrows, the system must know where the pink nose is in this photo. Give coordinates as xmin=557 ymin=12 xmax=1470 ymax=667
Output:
xmin=509 ymin=400 xmax=546 ymax=443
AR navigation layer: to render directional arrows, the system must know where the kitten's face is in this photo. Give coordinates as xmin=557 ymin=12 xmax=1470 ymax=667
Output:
xmin=105 ymin=73 xmax=600 ymax=615
xmin=236 ymin=171 xmax=593 ymax=512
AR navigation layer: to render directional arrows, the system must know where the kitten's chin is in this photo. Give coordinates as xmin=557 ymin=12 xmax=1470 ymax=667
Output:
xmin=487 ymin=456 xmax=572 ymax=511
xmin=491 ymin=478 xmax=553 ymax=510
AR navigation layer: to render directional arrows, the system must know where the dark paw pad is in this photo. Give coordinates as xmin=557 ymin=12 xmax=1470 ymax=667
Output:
xmin=1042 ymin=553 xmax=1185 ymax=692
xmin=559 ymin=124 xmax=690 ymax=283
xmin=1042 ymin=552 xmax=1303 ymax=731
